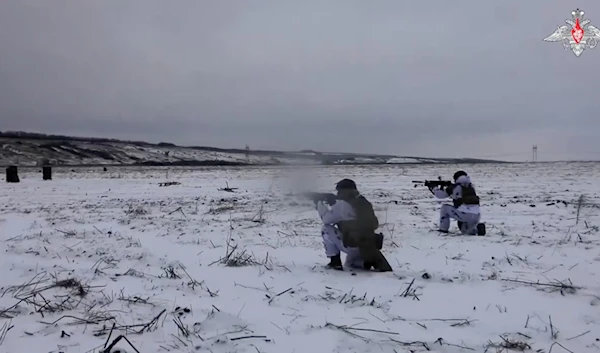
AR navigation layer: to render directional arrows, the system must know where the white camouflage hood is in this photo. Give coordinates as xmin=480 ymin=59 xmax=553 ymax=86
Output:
xmin=455 ymin=175 xmax=472 ymax=185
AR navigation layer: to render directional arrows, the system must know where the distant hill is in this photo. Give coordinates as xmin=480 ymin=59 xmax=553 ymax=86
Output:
xmin=0 ymin=131 xmax=505 ymax=167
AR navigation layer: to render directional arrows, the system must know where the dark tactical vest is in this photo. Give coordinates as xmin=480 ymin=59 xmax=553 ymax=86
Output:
xmin=450 ymin=183 xmax=480 ymax=208
xmin=336 ymin=192 xmax=379 ymax=247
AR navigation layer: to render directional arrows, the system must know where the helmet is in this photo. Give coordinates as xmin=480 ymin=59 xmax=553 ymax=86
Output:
xmin=335 ymin=178 xmax=357 ymax=190
xmin=453 ymin=170 xmax=467 ymax=181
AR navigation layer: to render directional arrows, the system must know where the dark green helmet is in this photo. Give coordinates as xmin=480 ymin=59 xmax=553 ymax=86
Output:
xmin=453 ymin=171 xmax=467 ymax=181
xmin=335 ymin=179 xmax=357 ymax=190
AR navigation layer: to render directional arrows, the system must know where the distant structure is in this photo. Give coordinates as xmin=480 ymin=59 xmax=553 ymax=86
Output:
xmin=6 ymin=166 xmax=19 ymax=183
xmin=245 ymin=144 xmax=250 ymax=162
xmin=43 ymin=166 xmax=52 ymax=180
xmin=532 ymin=145 xmax=538 ymax=162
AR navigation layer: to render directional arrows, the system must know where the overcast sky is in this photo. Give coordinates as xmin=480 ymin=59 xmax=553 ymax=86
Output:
xmin=0 ymin=1 xmax=599 ymax=161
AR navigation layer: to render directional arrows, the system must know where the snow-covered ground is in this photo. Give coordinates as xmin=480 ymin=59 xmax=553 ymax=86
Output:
xmin=1 ymin=162 xmax=599 ymax=353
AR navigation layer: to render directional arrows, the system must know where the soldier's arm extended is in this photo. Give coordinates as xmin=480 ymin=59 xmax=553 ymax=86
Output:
xmin=317 ymin=200 xmax=355 ymax=225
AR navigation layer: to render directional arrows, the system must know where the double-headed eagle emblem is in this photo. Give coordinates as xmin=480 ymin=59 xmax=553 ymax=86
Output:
xmin=544 ymin=8 xmax=600 ymax=57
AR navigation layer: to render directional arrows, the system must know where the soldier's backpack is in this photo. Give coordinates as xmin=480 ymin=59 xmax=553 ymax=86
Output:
xmin=337 ymin=195 xmax=380 ymax=248
xmin=347 ymin=195 xmax=379 ymax=231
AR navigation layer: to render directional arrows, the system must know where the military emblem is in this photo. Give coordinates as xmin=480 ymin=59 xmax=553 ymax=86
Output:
xmin=544 ymin=9 xmax=600 ymax=57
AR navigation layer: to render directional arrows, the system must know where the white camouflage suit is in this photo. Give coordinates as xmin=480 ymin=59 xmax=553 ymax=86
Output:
xmin=317 ymin=199 xmax=364 ymax=268
xmin=433 ymin=175 xmax=481 ymax=234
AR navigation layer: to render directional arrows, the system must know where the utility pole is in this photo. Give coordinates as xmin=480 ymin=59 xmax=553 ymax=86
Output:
xmin=532 ymin=145 xmax=538 ymax=162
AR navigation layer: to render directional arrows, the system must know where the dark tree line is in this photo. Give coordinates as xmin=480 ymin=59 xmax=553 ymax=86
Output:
xmin=0 ymin=131 xmax=153 ymax=145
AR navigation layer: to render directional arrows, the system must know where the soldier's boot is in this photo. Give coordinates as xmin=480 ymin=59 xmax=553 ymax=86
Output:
xmin=354 ymin=232 xmax=392 ymax=272
xmin=357 ymin=243 xmax=392 ymax=272
xmin=372 ymin=250 xmax=393 ymax=272
xmin=326 ymin=255 xmax=343 ymax=271
xmin=477 ymin=223 xmax=486 ymax=236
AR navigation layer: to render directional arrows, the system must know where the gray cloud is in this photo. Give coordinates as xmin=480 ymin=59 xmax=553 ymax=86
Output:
xmin=0 ymin=1 xmax=598 ymax=161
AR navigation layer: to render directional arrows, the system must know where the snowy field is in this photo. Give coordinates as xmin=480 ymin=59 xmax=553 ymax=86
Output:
xmin=1 ymin=162 xmax=600 ymax=353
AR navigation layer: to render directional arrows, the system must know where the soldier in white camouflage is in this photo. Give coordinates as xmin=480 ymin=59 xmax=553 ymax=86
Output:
xmin=317 ymin=179 xmax=392 ymax=272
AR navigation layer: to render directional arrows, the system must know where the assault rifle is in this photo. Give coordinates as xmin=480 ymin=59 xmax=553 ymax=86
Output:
xmin=412 ymin=177 xmax=452 ymax=188
xmin=301 ymin=192 xmax=338 ymax=205
xmin=412 ymin=177 xmax=453 ymax=193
